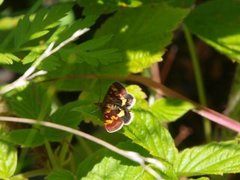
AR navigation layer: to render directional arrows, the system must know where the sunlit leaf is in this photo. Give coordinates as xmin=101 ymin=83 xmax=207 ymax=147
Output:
xmin=175 ymin=141 xmax=240 ymax=177
xmin=185 ymin=0 xmax=240 ymax=62
xmin=82 ymin=157 xmax=146 ymax=180
xmin=150 ymin=98 xmax=193 ymax=122
xmin=0 ymin=140 xmax=17 ymax=179
xmin=95 ymin=3 xmax=190 ymax=72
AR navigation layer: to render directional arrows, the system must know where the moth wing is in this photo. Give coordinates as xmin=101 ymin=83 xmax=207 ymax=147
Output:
xmin=103 ymin=105 xmax=124 ymax=133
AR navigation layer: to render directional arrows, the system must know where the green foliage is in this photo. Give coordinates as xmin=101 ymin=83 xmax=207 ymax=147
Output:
xmin=42 ymin=100 xmax=86 ymax=142
xmin=0 ymin=0 xmax=239 ymax=179
xmin=82 ymin=157 xmax=145 ymax=180
xmin=5 ymin=84 xmax=51 ymax=119
xmin=2 ymin=128 xmax=45 ymax=147
xmin=0 ymin=140 xmax=17 ymax=179
xmin=185 ymin=0 xmax=240 ymax=62
xmin=46 ymin=169 xmax=75 ymax=180
xmin=150 ymin=98 xmax=193 ymax=122
xmin=95 ymin=2 xmax=190 ymax=72
xmin=0 ymin=53 xmax=20 ymax=64
xmin=175 ymin=141 xmax=240 ymax=176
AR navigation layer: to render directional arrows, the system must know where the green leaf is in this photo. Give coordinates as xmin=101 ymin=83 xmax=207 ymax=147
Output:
xmin=13 ymin=4 xmax=72 ymax=49
xmin=0 ymin=0 xmax=4 ymax=6
xmin=5 ymin=84 xmax=51 ymax=119
xmin=22 ymin=51 xmax=40 ymax=65
xmin=42 ymin=100 xmax=85 ymax=141
xmin=2 ymin=129 xmax=45 ymax=147
xmin=0 ymin=140 xmax=17 ymax=179
xmin=60 ymin=35 xmax=121 ymax=66
xmin=124 ymin=109 xmax=178 ymax=163
xmin=185 ymin=0 xmax=240 ymax=62
xmin=175 ymin=141 xmax=240 ymax=177
xmin=95 ymin=3 xmax=190 ymax=72
xmin=0 ymin=53 xmax=20 ymax=64
xmin=124 ymin=85 xmax=178 ymax=162
xmin=150 ymin=98 xmax=193 ymax=122
xmin=82 ymin=157 xmax=146 ymax=180
xmin=46 ymin=169 xmax=75 ymax=180
xmin=76 ymin=142 xmax=149 ymax=178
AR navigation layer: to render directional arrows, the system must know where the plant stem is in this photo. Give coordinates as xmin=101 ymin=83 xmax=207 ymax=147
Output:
xmin=11 ymin=168 xmax=49 ymax=179
xmin=45 ymin=140 xmax=59 ymax=169
xmin=180 ymin=25 xmax=211 ymax=141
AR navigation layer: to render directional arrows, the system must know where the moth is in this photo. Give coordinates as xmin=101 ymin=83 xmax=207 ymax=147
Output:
xmin=101 ymin=82 xmax=135 ymax=133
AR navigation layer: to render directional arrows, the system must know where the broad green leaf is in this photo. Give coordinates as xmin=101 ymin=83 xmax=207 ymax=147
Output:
xmin=0 ymin=140 xmax=17 ymax=179
xmin=124 ymin=85 xmax=178 ymax=162
xmin=2 ymin=129 xmax=45 ymax=147
xmin=150 ymin=98 xmax=193 ymax=122
xmin=76 ymin=142 xmax=149 ymax=178
xmin=175 ymin=141 xmax=240 ymax=177
xmin=42 ymin=100 xmax=85 ymax=141
xmin=0 ymin=53 xmax=20 ymax=64
xmin=124 ymin=109 xmax=178 ymax=163
xmin=46 ymin=169 xmax=75 ymax=180
xmin=185 ymin=0 xmax=240 ymax=62
xmin=5 ymin=84 xmax=51 ymax=119
xmin=82 ymin=157 xmax=146 ymax=180
xmin=95 ymin=3 xmax=190 ymax=72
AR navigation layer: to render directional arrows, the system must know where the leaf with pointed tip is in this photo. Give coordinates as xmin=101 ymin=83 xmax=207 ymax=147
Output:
xmin=0 ymin=53 xmax=20 ymax=64
xmin=124 ymin=85 xmax=178 ymax=163
xmin=175 ymin=141 xmax=240 ymax=177
xmin=150 ymin=98 xmax=193 ymax=122
xmin=185 ymin=0 xmax=240 ymax=62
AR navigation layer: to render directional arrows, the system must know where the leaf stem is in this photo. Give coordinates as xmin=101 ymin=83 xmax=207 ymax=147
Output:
xmin=45 ymin=140 xmax=59 ymax=169
xmin=183 ymin=24 xmax=211 ymax=142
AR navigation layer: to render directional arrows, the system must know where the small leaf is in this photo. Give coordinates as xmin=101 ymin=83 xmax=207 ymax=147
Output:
xmin=82 ymin=157 xmax=145 ymax=180
xmin=0 ymin=53 xmax=20 ymax=64
xmin=0 ymin=140 xmax=17 ymax=179
xmin=3 ymin=129 xmax=45 ymax=147
xmin=150 ymin=98 xmax=193 ymax=122
xmin=185 ymin=0 xmax=240 ymax=62
xmin=175 ymin=141 xmax=240 ymax=177
xmin=22 ymin=51 xmax=40 ymax=64
xmin=46 ymin=169 xmax=75 ymax=180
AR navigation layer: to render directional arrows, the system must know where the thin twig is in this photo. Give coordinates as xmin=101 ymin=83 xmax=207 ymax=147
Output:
xmin=0 ymin=28 xmax=89 ymax=95
xmin=39 ymin=73 xmax=240 ymax=133
xmin=0 ymin=116 xmax=164 ymax=179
